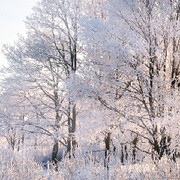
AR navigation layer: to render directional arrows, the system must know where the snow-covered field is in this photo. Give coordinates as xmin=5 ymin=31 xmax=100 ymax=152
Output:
xmin=0 ymin=147 xmax=179 ymax=180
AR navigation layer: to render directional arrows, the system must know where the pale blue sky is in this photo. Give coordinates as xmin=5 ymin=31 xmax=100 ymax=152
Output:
xmin=0 ymin=0 xmax=38 ymax=67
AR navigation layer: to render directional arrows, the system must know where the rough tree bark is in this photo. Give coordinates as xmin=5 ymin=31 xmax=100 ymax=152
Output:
xmin=52 ymin=140 xmax=59 ymax=171
xmin=104 ymin=132 xmax=111 ymax=169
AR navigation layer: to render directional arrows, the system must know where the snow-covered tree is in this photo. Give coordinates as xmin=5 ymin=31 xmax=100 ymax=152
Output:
xmin=3 ymin=0 xmax=84 ymax=170
xmin=81 ymin=0 xmax=180 ymax=161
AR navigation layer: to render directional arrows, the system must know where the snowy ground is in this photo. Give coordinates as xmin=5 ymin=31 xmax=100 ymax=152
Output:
xmin=0 ymin=147 xmax=179 ymax=180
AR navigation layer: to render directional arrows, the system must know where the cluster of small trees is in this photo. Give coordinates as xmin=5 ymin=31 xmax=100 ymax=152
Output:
xmin=0 ymin=0 xmax=179 ymax=171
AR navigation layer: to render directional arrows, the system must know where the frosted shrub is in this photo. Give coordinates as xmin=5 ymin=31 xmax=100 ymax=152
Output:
xmin=0 ymin=148 xmax=43 ymax=180
xmin=0 ymin=148 xmax=179 ymax=180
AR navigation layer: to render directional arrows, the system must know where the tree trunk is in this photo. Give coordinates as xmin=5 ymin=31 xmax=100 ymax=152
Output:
xmin=67 ymin=103 xmax=77 ymax=158
xmin=52 ymin=140 xmax=58 ymax=171
xmin=121 ymin=144 xmax=124 ymax=164
xmin=72 ymin=105 xmax=77 ymax=151
xmin=132 ymin=136 xmax=138 ymax=163
xmin=104 ymin=132 xmax=111 ymax=169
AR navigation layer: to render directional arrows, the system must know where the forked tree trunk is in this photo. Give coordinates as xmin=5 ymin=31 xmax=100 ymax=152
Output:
xmin=121 ymin=144 xmax=128 ymax=165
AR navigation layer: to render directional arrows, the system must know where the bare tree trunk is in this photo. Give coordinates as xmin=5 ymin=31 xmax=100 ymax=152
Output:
xmin=67 ymin=103 xmax=77 ymax=158
xmin=121 ymin=144 xmax=128 ymax=165
xmin=72 ymin=105 xmax=77 ymax=152
xmin=121 ymin=144 xmax=124 ymax=165
xmin=52 ymin=140 xmax=58 ymax=171
xmin=52 ymin=86 xmax=60 ymax=170
xmin=17 ymin=138 xmax=21 ymax=152
xmin=104 ymin=132 xmax=111 ymax=169
xmin=132 ymin=136 xmax=138 ymax=163
xmin=66 ymin=34 xmax=78 ymax=158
